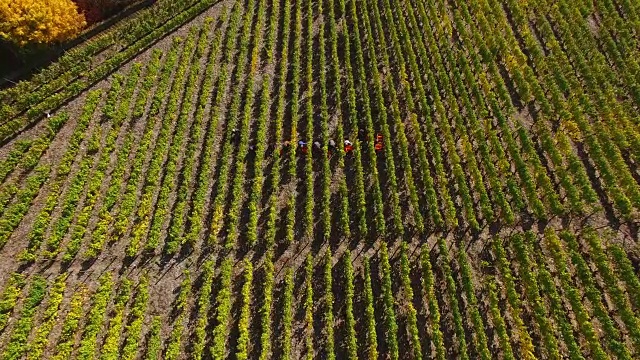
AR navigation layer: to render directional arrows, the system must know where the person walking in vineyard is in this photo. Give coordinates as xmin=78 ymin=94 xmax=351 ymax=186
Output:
xmin=313 ymin=141 xmax=323 ymax=157
xmin=247 ymin=144 xmax=256 ymax=160
xmin=281 ymin=140 xmax=291 ymax=155
xmin=230 ymin=128 xmax=240 ymax=144
xmin=298 ymin=140 xmax=308 ymax=154
xmin=328 ymin=139 xmax=337 ymax=157
xmin=358 ymin=128 xmax=368 ymax=142
xmin=344 ymin=139 xmax=354 ymax=154
xmin=375 ymin=132 xmax=384 ymax=153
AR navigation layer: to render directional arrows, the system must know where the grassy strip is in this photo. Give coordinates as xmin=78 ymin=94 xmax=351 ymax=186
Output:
xmin=513 ymin=233 xmax=561 ymax=359
xmin=1 ymin=276 xmax=47 ymax=360
xmin=25 ymin=274 xmax=67 ymax=360
xmin=304 ymin=255 xmax=314 ymax=359
xmin=347 ymin=0 xmax=387 ymax=236
xmin=365 ymin=0 xmax=428 ymax=230
xmin=76 ymin=274 xmax=114 ymax=360
xmin=544 ymin=229 xmax=609 ymax=360
xmin=210 ymin=259 xmax=233 ymax=360
xmin=99 ymin=279 xmax=132 ymax=360
xmin=146 ymin=25 xmax=209 ymax=252
xmin=51 ymin=287 xmax=87 ymax=360
xmin=164 ymin=272 xmax=191 ymax=360
xmin=438 ymin=239 xmax=470 ymax=360
xmin=609 ymin=245 xmax=640 ymax=312
xmin=420 ymin=246 xmax=446 ymax=360
xmin=105 ymin=49 xmax=164 ymax=243
xmin=380 ymin=0 xmax=455 ymax=227
xmin=457 ymin=249 xmax=491 ymax=360
xmin=398 ymin=243 xmax=421 ymax=358
xmin=262 ymin=0 xmax=291 ymax=249
xmin=224 ymin=0 xmax=267 ymax=248
xmin=492 ymin=237 xmax=537 ymax=359
xmin=20 ymin=90 xmax=102 ymax=262
xmin=573 ymin=230 xmax=640 ymax=354
xmin=258 ymin=252 xmax=274 ymax=360
xmin=486 ymin=279 xmax=516 ymax=360
xmin=120 ymin=275 xmax=150 ymax=360
xmin=531 ymin=236 xmax=585 ymax=360
xmin=337 ymin=0 xmax=368 ymax=236
xmin=58 ymin=64 xmax=142 ymax=259
xmin=183 ymin=4 xmax=242 ymax=248
xmin=143 ymin=316 xmax=163 ymax=360
xmin=280 ymin=268 xmax=294 ymax=359
xmin=126 ymin=28 xmax=197 ymax=255
xmin=379 ymin=243 xmax=398 ymax=359
xmin=191 ymin=260 xmax=214 ymax=360
xmin=0 ymin=165 xmax=51 ymax=249
xmin=363 ymin=258 xmax=378 ymax=359
xmin=164 ymin=15 xmax=227 ymax=254
xmin=343 ymin=251 xmax=357 ymax=360
xmin=323 ymin=250 xmax=335 ymax=360
xmin=0 ymin=0 xmax=201 ymax=111
xmin=235 ymin=261 xmax=253 ymax=360
xmin=207 ymin=0 xmax=258 ymax=244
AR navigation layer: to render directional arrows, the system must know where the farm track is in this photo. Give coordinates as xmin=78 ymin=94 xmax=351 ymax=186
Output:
xmin=1 ymin=0 xmax=640 ymax=359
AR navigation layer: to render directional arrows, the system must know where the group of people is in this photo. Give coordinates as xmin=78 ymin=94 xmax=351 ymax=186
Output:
xmin=230 ymin=127 xmax=385 ymax=159
xmin=358 ymin=128 xmax=384 ymax=152
xmin=285 ymin=131 xmax=384 ymax=158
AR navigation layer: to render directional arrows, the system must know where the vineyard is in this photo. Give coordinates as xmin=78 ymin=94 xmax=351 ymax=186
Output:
xmin=0 ymin=0 xmax=640 ymax=358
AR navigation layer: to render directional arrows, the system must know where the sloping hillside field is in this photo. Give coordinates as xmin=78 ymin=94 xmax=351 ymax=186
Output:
xmin=1 ymin=0 xmax=640 ymax=358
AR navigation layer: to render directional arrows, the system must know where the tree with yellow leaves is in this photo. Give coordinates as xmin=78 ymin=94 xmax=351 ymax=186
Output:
xmin=0 ymin=0 xmax=86 ymax=46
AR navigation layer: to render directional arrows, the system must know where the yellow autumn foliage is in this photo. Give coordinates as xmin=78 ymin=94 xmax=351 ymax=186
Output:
xmin=0 ymin=0 xmax=86 ymax=46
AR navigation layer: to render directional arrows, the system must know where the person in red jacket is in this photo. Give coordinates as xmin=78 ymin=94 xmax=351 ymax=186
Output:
xmin=298 ymin=140 xmax=308 ymax=154
xmin=344 ymin=139 xmax=354 ymax=153
xmin=374 ymin=132 xmax=384 ymax=153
